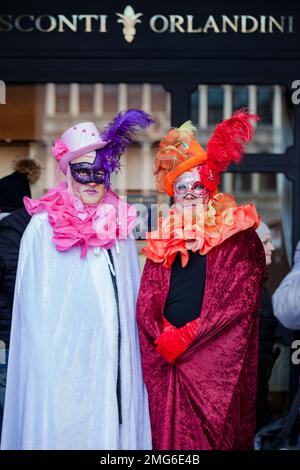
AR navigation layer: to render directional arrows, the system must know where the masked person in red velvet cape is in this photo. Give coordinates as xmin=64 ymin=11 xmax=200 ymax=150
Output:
xmin=136 ymin=110 xmax=266 ymax=450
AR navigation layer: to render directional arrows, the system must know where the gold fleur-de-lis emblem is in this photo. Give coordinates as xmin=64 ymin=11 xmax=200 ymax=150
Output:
xmin=116 ymin=5 xmax=143 ymax=43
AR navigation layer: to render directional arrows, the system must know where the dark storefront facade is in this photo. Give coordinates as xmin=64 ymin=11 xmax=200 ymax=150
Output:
xmin=1 ymin=1 xmax=300 ymax=246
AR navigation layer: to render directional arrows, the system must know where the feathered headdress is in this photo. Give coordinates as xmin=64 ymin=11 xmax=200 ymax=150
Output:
xmin=97 ymin=109 xmax=155 ymax=173
xmin=199 ymin=109 xmax=259 ymax=191
xmin=154 ymin=109 xmax=259 ymax=197
xmin=154 ymin=121 xmax=207 ymax=194
xmin=52 ymin=110 xmax=154 ymax=176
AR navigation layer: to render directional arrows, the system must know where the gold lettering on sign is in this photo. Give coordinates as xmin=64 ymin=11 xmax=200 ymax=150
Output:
xmin=58 ymin=15 xmax=78 ymax=32
xmin=15 ymin=15 xmax=34 ymax=32
xmin=99 ymin=15 xmax=108 ymax=33
xmin=288 ymin=16 xmax=294 ymax=33
xmin=78 ymin=15 xmax=99 ymax=33
xmin=202 ymin=15 xmax=220 ymax=33
xmin=186 ymin=15 xmax=202 ymax=33
xmin=150 ymin=15 xmax=169 ymax=33
xmin=169 ymin=15 xmax=185 ymax=33
xmin=35 ymin=15 xmax=57 ymax=32
xmin=260 ymin=15 xmax=267 ymax=33
xmin=0 ymin=12 xmax=296 ymax=36
xmin=221 ymin=15 xmax=239 ymax=33
xmin=268 ymin=16 xmax=285 ymax=33
xmin=241 ymin=16 xmax=259 ymax=33
xmin=0 ymin=15 xmax=13 ymax=32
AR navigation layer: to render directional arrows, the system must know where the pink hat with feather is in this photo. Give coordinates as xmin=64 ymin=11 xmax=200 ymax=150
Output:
xmin=52 ymin=122 xmax=107 ymax=175
xmin=52 ymin=110 xmax=155 ymax=176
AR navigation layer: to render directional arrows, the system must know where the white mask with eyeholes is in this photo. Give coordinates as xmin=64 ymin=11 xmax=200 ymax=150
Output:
xmin=173 ymin=167 xmax=211 ymax=206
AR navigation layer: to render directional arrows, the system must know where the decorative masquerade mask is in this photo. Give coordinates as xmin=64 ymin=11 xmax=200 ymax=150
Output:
xmin=174 ymin=167 xmax=210 ymax=204
xmin=69 ymin=153 xmax=110 ymax=187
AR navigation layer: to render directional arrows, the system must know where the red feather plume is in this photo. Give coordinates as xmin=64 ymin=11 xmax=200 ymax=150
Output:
xmin=206 ymin=109 xmax=259 ymax=173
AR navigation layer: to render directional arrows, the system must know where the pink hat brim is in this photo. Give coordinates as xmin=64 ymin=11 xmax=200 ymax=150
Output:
xmin=59 ymin=141 xmax=108 ymax=174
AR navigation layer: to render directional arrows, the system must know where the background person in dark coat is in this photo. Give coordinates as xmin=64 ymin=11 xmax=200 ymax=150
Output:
xmin=0 ymin=210 xmax=31 ymax=440
xmin=0 ymin=158 xmax=41 ymax=218
xmin=0 ymin=158 xmax=41 ymax=440
xmin=256 ymin=221 xmax=278 ymax=431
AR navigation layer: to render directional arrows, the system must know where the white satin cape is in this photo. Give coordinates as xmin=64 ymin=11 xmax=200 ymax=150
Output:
xmin=1 ymin=212 xmax=151 ymax=450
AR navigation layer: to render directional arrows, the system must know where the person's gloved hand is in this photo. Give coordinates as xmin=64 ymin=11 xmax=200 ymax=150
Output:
xmin=155 ymin=317 xmax=199 ymax=364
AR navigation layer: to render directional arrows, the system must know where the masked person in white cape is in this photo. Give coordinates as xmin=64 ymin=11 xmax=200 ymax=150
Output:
xmin=1 ymin=110 xmax=154 ymax=450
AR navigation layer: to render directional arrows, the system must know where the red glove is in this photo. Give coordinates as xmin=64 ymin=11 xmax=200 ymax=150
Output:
xmin=155 ymin=317 xmax=199 ymax=364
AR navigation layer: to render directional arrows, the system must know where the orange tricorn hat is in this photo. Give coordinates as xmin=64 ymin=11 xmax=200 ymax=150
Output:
xmin=153 ymin=110 xmax=259 ymax=197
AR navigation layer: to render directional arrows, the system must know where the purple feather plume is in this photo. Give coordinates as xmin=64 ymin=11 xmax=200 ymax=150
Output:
xmin=96 ymin=109 xmax=154 ymax=175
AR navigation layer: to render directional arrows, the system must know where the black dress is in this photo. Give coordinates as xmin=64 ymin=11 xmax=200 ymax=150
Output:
xmin=164 ymin=251 xmax=206 ymax=328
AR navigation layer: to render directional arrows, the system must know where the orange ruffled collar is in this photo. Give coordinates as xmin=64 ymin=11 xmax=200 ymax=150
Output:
xmin=142 ymin=192 xmax=260 ymax=268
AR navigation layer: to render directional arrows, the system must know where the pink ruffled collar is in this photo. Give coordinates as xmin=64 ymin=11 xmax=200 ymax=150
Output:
xmin=24 ymin=182 xmax=136 ymax=258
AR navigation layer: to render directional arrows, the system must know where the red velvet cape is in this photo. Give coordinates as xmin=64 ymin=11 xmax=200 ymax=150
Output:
xmin=136 ymin=228 xmax=265 ymax=450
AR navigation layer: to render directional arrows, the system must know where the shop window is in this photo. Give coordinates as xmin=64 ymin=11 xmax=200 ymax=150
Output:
xmin=56 ymin=84 xmax=69 ymax=113
xmin=79 ymin=84 xmax=94 ymax=113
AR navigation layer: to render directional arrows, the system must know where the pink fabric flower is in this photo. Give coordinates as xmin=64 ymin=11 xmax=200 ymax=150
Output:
xmin=52 ymin=139 xmax=69 ymax=161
